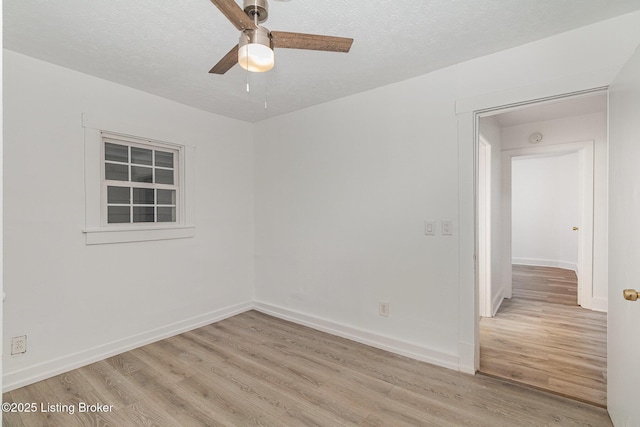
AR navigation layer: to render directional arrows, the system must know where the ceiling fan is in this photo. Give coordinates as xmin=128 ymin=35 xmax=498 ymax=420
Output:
xmin=208 ymin=0 xmax=354 ymax=74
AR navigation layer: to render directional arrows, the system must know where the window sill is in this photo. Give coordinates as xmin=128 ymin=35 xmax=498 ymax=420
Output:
xmin=83 ymin=225 xmax=195 ymax=245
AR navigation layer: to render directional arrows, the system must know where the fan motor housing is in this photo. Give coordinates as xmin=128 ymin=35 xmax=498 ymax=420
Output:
xmin=243 ymin=0 xmax=268 ymax=23
xmin=239 ymin=25 xmax=272 ymax=49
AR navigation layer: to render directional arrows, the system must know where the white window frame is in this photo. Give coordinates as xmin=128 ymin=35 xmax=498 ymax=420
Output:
xmin=83 ymin=114 xmax=195 ymax=245
xmin=102 ymin=133 xmax=181 ymax=226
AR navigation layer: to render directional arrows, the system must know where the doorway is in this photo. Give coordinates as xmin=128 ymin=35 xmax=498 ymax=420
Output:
xmin=501 ymin=140 xmax=595 ymax=308
xmin=475 ymin=91 xmax=608 ymax=406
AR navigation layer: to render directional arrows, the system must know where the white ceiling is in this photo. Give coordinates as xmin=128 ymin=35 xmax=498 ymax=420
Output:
xmin=5 ymin=1 xmax=640 ymax=122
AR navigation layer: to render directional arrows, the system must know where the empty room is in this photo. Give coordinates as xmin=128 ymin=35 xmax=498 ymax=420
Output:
xmin=2 ymin=1 xmax=640 ymax=426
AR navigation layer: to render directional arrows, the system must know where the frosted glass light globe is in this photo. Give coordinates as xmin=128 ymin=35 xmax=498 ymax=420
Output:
xmin=238 ymin=43 xmax=274 ymax=72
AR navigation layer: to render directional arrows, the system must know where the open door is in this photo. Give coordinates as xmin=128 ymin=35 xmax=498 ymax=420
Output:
xmin=607 ymin=44 xmax=640 ymax=425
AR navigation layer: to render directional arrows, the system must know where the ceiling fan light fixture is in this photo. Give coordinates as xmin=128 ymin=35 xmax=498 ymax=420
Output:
xmin=208 ymin=0 xmax=353 ymax=75
xmin=238 ymin=26 xmax=274 ymax=72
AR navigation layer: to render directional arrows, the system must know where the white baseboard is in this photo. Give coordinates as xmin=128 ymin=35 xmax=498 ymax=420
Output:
xmin=590 ymin=297 xmax=608 ymax=312
xmin=2 ymin=301 xmax=253 ymax=392
xmin=253 ymin=301 xmax=460 ymax=372
xmin=457 ymin=341 xmax=476 ymax=375
xmin=512 ymin=258 xmax=577 ymax=272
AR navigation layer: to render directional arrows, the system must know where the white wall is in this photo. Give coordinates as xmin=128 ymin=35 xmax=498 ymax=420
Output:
xmin=2 ymin=50 xmax=255 ymax=390
xmin=254 ymin=66 xmax=462 ymax=367
xmin=511 ymin=153 xmax=579 ymax=270
xmin=501 ymin=112 xmax=608 ymax=310
xmin=478 ymin=117 xmax=503 ymax=315
xmin=254 ymin=12 xmax=640 ymax=371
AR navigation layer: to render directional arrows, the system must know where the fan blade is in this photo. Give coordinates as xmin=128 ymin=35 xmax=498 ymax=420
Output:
xmin=271 ymin=31 xmax=353 ymax=53
xmin=209 ymin=44 xmax=239 ymax=74
xmin=209 ymin=0 xmax=257 ymax=31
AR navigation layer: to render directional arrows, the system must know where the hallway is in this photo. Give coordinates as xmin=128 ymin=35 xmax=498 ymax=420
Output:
xmin=479 ymin=265 xmax=607 ymax=407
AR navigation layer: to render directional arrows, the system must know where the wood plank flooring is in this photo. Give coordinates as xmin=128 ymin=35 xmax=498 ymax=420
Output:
xmin=512 ymin=265 xmax=578 ymax=306
xmin=480 ymin=265 xmax=607 ymax=408
xmin=4 ymin=310 xmax=611 ymax=426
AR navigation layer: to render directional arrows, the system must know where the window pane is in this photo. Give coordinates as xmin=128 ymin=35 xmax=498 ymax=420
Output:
xmin=133 ymin=206 xmax=154 ymax=223
xmin=155 ymin=169 xmax=174 ymax=185
xmin=105 ymin=163 xmax=129 ymax=181
xmin=133 ymin=188 xmax=154 ymax=204
xmin=107 ymin=186 xmax=130 ymax=204
xmin=131 ymin=166 xmax=153 ymax=183
xmin=131 ymin=147 xmax=152 ymax=166
xmin=155 ymin=151 xmax=174 ymax=168
xmin=157 ymin=189 xmax=176 ymax=205
xmin=157 ymin=207 xmax=176 ymax=222
xmin=108 ymin=206 xmax=130 ymax=223
xmin=105 ymin=143 xmax=128 ymax=163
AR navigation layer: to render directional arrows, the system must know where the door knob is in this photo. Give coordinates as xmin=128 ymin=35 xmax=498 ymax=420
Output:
xmin=623 ymin=289 xmax=640 ymax=301
xmin=572 ymin=227 xmax=579 ymax=231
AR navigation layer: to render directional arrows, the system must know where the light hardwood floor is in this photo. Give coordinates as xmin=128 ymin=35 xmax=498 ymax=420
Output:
xmin=512 ymin=265 xmax=579 ymax=306
xmin=4 ymin=310 xmax=611 ymax=426
xmin=480 ymin=265 xmax=607 ymax=408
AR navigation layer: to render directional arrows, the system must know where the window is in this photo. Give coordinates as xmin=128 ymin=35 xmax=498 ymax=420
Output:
xmin=83 ymin=114 xmax=195 ymax=245
xmin=102 ymin=134 xmax=179 ymax=225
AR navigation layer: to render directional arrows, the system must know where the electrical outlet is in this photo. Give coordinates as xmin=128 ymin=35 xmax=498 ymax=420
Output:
xmin=11 ymin=335 xmax=27 ymax=355
xmin=379 ymin=302 xmax=389 ymax=317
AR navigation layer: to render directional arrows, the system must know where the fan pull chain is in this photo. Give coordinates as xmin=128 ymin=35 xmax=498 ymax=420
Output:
xmin=245 ymin=32 xmax=250 ymax=92
xmin=257 ymin=9 xmax=267 ymax=111
xmin=264 ymin=78 xmax=268 ymax=110
xmin=245 ymin=11 xmax=258 ymax=93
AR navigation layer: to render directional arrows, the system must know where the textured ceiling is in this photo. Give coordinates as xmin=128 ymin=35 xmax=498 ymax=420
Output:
xmin=4 ymin=0 xmax=640 ymax=122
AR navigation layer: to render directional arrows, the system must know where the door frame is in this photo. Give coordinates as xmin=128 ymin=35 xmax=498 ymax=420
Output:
xmin=477 ymin=137 xmax=492 ymax=317
xmin=456 ymin=86 xmax=608 ymax=373
xmin=500 ymin=141 xmax=594 ymax=308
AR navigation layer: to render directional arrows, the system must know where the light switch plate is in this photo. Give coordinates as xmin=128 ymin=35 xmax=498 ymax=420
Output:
xmin=425 ymin=220 xmax=436 ymax=236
